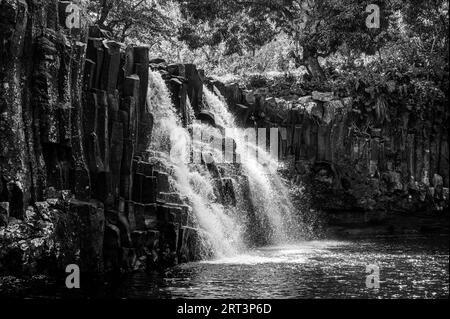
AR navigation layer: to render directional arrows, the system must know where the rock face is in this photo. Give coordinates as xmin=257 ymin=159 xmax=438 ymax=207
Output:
xmin=150 ymin=61 xmax=203 ymax=127
xmin=0 ymin=0 xmax=201 ymax=276
xmin=1 ymin=0 xmax=448 ymax=280
xmin=209 ymin=80 xmax=449 ymax=213
xmin=0 ymin=197 xmax=94 ymax=277
xmin=284 ymin=95 xmax=449 ymax=212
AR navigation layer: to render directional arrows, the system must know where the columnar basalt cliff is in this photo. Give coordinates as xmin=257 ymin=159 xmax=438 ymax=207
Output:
xmin=1 ymin=0 xmax=448 ymax=280
xmin=0 ymin=0 xmax=202 ymax=276
xmin=211 ymin=81 xmax=449 ymax=214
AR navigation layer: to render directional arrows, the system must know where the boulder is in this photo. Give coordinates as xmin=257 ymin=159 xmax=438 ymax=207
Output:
xmin=312 ymin=91 xmax=334 ymax=102
xmin=298 ymin=95 xmax=313 ymax=104
xmin=303 ymin=102 xmax=323 ymax=119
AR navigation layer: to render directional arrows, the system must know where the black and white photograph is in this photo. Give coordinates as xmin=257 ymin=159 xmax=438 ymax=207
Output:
xmin=0 ymin=0 xmax=448 ymax=305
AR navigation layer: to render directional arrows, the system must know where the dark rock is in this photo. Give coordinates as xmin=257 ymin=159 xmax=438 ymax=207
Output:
xmin=133 ymin=47 xmax=150 ymax=155
xmin=167 ymin=72 xmax=189 ymax=125
xmin=95 ymin=90 xmax=110 ymax=172
xmin=221 ymin=178 xmax=236 ymax=206
xmin=104 ymin=223 xmax=121 ymax=249
xmin=126 ymin=201 xmax=136 ymax=231
xmin=198 ymin=110 xmax=216 ymax=127
xmin=110 ymin=121 xmax=124 ymax=199
xmin=131 ymin=231 xmax=146 ymax=249
xmin=141 ymin=176 xmax=157 ymax=204
xmin=158 ymin=192 xmax=183 ymax=205
xmin=133 ymin=203 xmax=146 ymax=230
xmin=121 ymin=247 xmax=137 ymax=271
xmin=86 ymin=38 xmax=105 ymax=89
xmin=6 ymin=182 xmax=23 ymax=220
xmin=132 ymin=172 xmax=144 ymax=203
xmin=100 ymin=41 xmax=121 ymax=92
xmin=136 ymin=161 xmax=153 ymax=176
xmin=0 ymin=202 xmax=8 ymax=227
xmin=143 ymin=203 xmax=158 ymax=229
xmin=234 ymin=104 xmax=250 ymax=125
xmin=159 ymin=222 xmax=179 ymax=258
xmin=184 ymin=64 xmax=203 ymax=115
xmin=222 ymin=83 xmax=243 ymax=111
xmin=145 ymin=230 xmax=159 ymax=250
xmin=154 ymin=171 xmax=170 ymax=193
xmin=0 ymin=0 xmax=209 ymax=278
xmin=84 ymin=59 xmax=96 ymax=90
xmin=156 ymin=204 xmax=171 ymax=224
xmin=69 ymin=199 xmax=105 ymax=272
xmin=178 ymin=227 xmax=202 ymax=262
xmin=103 ymin=223 xmax=121 ymax=272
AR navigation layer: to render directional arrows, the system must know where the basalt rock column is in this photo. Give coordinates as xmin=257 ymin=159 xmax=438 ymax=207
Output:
xmin=0 ymin=0 xmax=30 ymax=210
xmin=0 ymin=0 xmax=207 ymax=276
xmin=184 ymin=64 xmax=203 ymax=116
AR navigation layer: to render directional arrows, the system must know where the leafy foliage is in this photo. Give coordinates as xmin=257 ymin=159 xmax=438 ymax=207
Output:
xmin=176 ymin=0 xmax=395 ymax=79
xmin=85 ymin=0 xmax=181 ymax=43
xmin=81 ymin=0 xmax=448 ymax=130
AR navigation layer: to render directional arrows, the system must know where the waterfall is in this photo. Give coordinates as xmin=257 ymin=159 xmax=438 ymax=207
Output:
xmin=146 ymin=69 xmax=301 ymax=259
xmin=147 ymin=70 xmax=245 ymax=258
xmin=203 ymin=87 xmax=300 ymax=244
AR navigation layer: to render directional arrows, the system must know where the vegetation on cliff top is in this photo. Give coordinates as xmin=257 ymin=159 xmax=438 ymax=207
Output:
xmin=82 ymin=0 xmax=448 ymax=107
xmin=77 ymin=0 xmax=449 ymax=145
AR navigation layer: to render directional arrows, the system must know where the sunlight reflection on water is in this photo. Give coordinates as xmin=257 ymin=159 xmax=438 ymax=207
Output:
xmin=153 ymin=237 xmax=448 ymax=299
xmin=201 ymin=241 xmax=349 ymax=265
xmin=22 ymin=236 xmax=449 ymax=299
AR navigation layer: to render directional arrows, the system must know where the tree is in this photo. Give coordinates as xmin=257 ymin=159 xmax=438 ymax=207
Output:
xmin=85 ymin=0 xmax=180 ymax=43
xmin=399 ymin=0 xmax=449 ymax=76
xmin=177 ymin=0 xmax=394 ymax=80
xmin=177 ymin=2 xmax=278 ymax=56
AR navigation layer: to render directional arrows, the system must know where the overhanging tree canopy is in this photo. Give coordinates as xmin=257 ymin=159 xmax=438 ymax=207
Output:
xmin=177 ymin=0 xmax=393 ymax=80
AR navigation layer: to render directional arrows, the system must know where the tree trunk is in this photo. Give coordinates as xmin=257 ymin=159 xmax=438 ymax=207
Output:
xmin=98 ymin=0 xmax=111 ymax=26
xmin=291 ymin=47 xmax=326 ymax=81
xmin=303 ymin=46 xmax=326 ymax=81
xmin=304 ymin=55 xmax=325 ymax=81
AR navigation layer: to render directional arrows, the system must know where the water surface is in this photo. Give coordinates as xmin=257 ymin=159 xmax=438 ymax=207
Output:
xmin=113 ymin=236 xmax=449 ymax=299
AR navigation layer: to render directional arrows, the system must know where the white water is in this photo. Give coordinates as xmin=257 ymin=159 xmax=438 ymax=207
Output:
xmin=147 ymin=70 xmax=245 ymax=258
xmin=146 ymin=70 xmax=301 ymax=258
xmin=203 ymin=87 xmax=300 ymax=244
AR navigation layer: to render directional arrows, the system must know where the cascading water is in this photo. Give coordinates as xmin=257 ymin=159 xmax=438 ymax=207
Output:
xmin=146 ymin=69 xmax=302 ymax=259
xmin=147 ymin=70 xmax=245 ymax=258
xmin=203 ymin=87 xmax=301 ymax=244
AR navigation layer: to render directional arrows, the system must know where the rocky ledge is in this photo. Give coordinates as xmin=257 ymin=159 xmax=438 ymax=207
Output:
xmin=210 ymin=80 xmax=449 ymax=214
xmin=0 ymin=0 xmax=204 ymax=279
